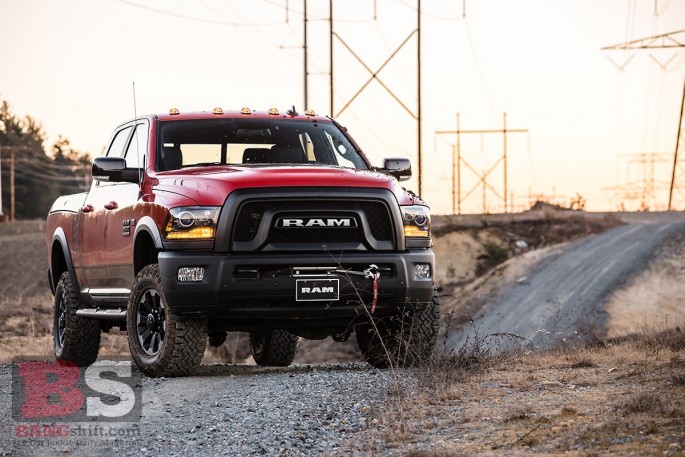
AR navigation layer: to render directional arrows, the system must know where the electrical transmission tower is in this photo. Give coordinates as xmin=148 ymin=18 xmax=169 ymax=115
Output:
xmin=603 ymin=152 xmax=670 ymax=211
xmin=435 ymin=113 xmax=528 ymax=214
xmin=298 ymin=0 xmax=424 ymax=194
xmin=602 ymin=30 xmax=685 ymax=210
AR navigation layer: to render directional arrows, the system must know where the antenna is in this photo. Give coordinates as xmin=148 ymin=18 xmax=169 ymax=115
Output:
xmin=132 ymin=82 xmax=143 ymax=186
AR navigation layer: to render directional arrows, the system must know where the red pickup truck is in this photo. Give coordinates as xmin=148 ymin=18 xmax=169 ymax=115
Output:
xmin=46 ymin=107 xmax=437 ymax=377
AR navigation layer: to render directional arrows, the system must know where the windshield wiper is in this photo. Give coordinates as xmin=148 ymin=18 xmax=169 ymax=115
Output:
xmin=182 ymin=162 xmax=223 ymax=168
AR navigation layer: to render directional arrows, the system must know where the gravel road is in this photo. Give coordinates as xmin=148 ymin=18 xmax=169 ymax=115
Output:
xmin=447 ymin=215 xmax=685 ymax=351
xmin=0 ymin=362 xmax=400 ymax=456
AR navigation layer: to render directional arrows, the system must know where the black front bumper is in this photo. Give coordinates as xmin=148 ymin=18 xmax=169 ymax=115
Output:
xmin=158 ymin=250 xmax=434 ymax=330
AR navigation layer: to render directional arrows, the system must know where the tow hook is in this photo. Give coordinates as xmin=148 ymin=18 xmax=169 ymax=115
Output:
xmin=333 ymin=264 xmax=382 ymax=315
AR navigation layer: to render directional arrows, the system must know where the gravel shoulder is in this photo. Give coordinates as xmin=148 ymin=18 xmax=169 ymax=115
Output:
xmin=0 ymin=362 xmax=398 ymax=456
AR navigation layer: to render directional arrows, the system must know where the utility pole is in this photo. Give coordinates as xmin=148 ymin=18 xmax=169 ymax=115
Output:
xmin=436 ymin=113 xmax=528 ymax=214
xmin=10 ymin=148 xmax=14 ymax=221
xmin=669 ymin=76 xmax=685 ymax=210
xmin=0 ymin=146 xmax=29 ymax=221
xmin=329 ymin=0 xmax=333 ymax=115
xmin=303 ymin=0 xmax=308 ymax=110
xmin=0 ymin=120 xmax=4 ymax=220
xmin=417 ymin=0 xmax=422 ymax=196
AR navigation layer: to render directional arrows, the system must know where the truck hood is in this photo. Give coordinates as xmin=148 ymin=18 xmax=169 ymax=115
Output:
xmin=151 ymin=165 xmax=424 ymax=207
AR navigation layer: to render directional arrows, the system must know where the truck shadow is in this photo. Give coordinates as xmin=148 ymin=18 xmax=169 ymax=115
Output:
xmin=188 ymin=362 xmax=376 ymax=378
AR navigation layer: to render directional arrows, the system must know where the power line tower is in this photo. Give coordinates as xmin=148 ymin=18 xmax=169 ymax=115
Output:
xmin=603 ymin=152 xmax=670 ymax=211
xmin=436 ymin=113 xmax=528 ymax=214
xmin=602 ymin=30 xmax=685 ymax=210
xmin=298 ymin=1 xmax=424 ymax=194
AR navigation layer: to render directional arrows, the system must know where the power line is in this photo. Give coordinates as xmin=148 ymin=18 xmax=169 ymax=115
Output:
xmin=113 ymin=0 xmax=285 ymax=27
xmin=396 ymin=0 xmax=461 ymax=21
xmin=1 ymin=157 xmax=89 ymax=174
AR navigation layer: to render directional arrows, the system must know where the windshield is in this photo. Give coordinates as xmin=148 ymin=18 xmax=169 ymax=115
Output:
xmin=157 ymin=118 xmax=368 ymax=171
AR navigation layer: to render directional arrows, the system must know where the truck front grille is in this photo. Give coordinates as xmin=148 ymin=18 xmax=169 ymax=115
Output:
xmin=232 ymin=199 xmax=394 ymax=250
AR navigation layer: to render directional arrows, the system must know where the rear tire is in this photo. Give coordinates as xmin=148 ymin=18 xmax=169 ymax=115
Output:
xmin=249 ymin=329 xmax=299 ymax=367
xmin=53 ymin=272 xmax=101 ymax=366
xmin=127 ymin=264 xmax=207 ymax=377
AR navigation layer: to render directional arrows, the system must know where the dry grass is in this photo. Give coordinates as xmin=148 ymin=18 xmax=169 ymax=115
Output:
xmin=605 ymin=233 xmax=685 ymax=339
xmin=356 ymin=327 xmax=685 ymax=456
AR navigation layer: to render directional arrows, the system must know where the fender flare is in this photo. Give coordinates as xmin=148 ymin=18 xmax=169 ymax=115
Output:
xmin=133 ymin=216 xmax=164 ymax=250
xmin=50 ymin=227 xmax=80 ymax=297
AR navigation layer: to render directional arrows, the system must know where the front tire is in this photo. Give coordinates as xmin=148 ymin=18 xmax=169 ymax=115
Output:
xmin=357 ymin=292 xmax=440 ymax=368
xmin=53 ymin=272 xmax=101 ymax=366
xmin=406 ymin=292 xmax=440 ymax=362
xmin=249 ymin=329 xmax=299 ymax=367
xmin=127 ymin=264 xmax=207 ymax=377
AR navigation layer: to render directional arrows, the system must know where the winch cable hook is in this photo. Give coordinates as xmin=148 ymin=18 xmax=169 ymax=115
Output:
xmin=363 ymin=264 xmax=381 ymax=315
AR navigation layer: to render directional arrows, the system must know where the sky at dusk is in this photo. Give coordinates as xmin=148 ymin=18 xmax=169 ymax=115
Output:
xmin=1 ymin=0 xmax=684 ymax=213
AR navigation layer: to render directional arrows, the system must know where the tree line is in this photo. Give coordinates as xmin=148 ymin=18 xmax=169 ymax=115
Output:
xmin=0 ymin=101 xmax=92 ymax=220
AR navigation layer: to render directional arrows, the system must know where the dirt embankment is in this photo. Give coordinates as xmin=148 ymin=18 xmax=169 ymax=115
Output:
xmin=432 ymin=210 xmax=624 ymax=340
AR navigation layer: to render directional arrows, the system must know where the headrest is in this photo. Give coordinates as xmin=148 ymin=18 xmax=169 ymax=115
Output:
xmin=161 ymin=145 xmax=183 ymax=171
xmin=269 ymin=144 xmax=305 ymax=164
xmin=242 ymin=148 xmax=270 ymax=164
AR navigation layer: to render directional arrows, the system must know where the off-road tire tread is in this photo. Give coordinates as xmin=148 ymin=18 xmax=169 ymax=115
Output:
xmin=407 ymin=292 xmax=440 ymax=363
xmin=127 ymin=265 xmax=207 ymax=377
xmin=357 ymin=291 xmax=440 ymax=368
xmin=54 ymin=272 xmax=101 ymax=366
xmin=356 ymin=319 xmax=403 ymax=369
xmin=250 ymin=329 xmax=299 ymax=367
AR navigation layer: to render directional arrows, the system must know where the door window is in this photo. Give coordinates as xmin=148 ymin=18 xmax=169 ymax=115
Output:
xmin=107 ymin=126 xmax=133 ymax=157
xmin=125 ymin=123 xmax=149 ymax=168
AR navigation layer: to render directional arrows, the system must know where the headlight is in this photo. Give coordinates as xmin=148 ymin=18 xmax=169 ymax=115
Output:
xmin=164 ymin=206 xmax=220 ymax=240
xmin=401 ymin=205 xmax=431 ymax=238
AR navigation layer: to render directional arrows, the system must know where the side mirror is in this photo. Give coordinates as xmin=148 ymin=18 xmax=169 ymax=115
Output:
xmin=92 ymin=157 xmax=140 ymax=183
xmin=379 ymin=157 xmax=412 ymax=182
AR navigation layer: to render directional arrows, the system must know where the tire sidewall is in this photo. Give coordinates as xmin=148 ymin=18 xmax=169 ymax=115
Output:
xmin=53 ymin=277 xmax=68 ymax=358
xmin=52 ymin=271 xmax=100 ymax=366
xmin=127 ymin=265 xmax=173 ymax=374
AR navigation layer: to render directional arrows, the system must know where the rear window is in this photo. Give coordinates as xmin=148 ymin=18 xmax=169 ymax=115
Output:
xmin=157 ymin=118 xmax=367 ymax=171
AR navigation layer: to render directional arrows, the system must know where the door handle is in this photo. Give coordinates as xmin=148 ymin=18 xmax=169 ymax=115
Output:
xmin=81 ymin=205 xmax=94 ymax=213
xmin=104 ymin=201 xmax=119 ymax=210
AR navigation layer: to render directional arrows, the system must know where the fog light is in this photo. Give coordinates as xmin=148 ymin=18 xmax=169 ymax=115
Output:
xmin=414 ymin=264 xmax=431 ymax=280
xmin=178 ymin=267 xmax=204 ymax=282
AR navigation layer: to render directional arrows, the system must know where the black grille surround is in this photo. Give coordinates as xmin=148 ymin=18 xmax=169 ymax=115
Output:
xmin=214 ymin=188 xmax=405 ymax=253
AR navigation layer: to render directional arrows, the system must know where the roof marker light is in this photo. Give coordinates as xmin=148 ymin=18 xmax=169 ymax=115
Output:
xmin=268 ymin=107 xmax=279 ymax=115
xmin=169 ymin=108 xmax=180 ymax=115
xmin=213 ymin=107 xmax=223 ymax=115
xmin=304 ymin=109 xmax=316 ymax=116
xmin=240 ymin=107 xmax=251 ymax=114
